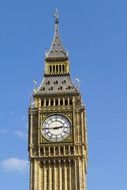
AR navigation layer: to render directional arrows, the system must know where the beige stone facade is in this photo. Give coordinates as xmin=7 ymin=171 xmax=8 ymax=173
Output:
xmin=28 ymin=11 xmax=88 ymax=190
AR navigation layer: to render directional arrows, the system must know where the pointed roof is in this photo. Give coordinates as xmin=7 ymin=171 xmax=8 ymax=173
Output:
xmin=34 ymin=75 xmax=79 ymax=97
xmin=45 ymin=10 xmax=68 ymax=61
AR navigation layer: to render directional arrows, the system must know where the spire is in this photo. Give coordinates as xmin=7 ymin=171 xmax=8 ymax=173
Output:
xmin=45 ymin=9 xmax=68 ymax=61
xmin=54 ymin=9 xmax=59 ymax=24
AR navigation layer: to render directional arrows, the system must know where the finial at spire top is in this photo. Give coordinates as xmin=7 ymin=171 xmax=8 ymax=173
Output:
xmin=54 ymin=9 xmax=59 ymax=24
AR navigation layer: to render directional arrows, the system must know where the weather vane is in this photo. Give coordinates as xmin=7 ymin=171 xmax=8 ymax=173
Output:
xmin=54 ymin=9 xmax=59 ymax=23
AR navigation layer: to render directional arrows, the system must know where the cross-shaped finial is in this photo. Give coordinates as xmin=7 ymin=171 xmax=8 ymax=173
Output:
xmin=54 ymin=9 xmax=59 ymax=24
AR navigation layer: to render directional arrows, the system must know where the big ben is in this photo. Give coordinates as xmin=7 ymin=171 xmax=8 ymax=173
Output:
xmin=28 ymin=10 xmax=88 ymax=190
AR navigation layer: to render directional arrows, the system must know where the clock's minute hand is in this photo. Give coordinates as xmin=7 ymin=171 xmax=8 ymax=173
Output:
xmin=52 ymin=126 xmax=69 ymax=130
xmin=53 ymin=126 xmax=70 ymax=129
xmin=42 ymin=126 xmax=63 ymax=130
xmin=42 ymin=126 xmax=69 ymax=130
xmin=53 ymin=126 xmax=63 ymax=129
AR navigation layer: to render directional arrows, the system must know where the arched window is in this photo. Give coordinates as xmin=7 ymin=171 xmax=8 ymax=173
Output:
xmin=51 ymin=99 xmax=53 ymax=106
xmin=53 ymin=65 xmax=55 ymax=73
xmin=56 ymin=65 xmax=58 ymax=73
xmin=50 ymin=147 xmax=54 ymax=155
xmin=60 ymin=99 xmax=63 ymax=105
xmin=70 ymin=147 xmax=74 ymax=154
xmin=60 ymin=147 xmax=63 ymax=155
xmin=55 ymin=99 xmax=58 ymax=106
xmin=41 ymin=100 xmax=44 ymax=106
xmin=59 ymin=65 xmax=61 ymax=73
xmin=65 ymin=99 xmax=68 ymax=105
xmin=63 ymin=65 xmax=65 ymax=73
xmin=50 ymin=65 xmax=52 ymax=73
xmin=46 ymin=100 xmax=49 ymax=106
xmin=70 ymin=99 xmax=72 ymax=105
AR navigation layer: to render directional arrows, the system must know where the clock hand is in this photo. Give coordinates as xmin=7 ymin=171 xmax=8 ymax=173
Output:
xmin=42 ymin=127 xmax=50 ymax=130
xmin=42 ymin=126 xmax=63 ymax=130
xmin=53 ymin=126 xmax=70 ymax=129
xmin=42 ymin=126 xmax=70 ymax=130
xmin=53 ymin=126 xmax=63 ymax=129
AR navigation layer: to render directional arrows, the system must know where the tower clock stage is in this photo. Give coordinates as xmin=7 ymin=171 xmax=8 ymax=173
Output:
xmin=41 ymin=114 xmax=71 ymax=142
xmin=28 ymin=10 xmax=88 ymax=190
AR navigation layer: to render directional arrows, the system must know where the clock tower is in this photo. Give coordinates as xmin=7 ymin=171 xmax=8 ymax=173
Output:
xmin=28 ymin=10 xmax=88 ymax=190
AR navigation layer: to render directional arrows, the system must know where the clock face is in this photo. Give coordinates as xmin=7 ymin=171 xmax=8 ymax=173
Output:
xmin=41 ymin=114 xmax=71 ymax=142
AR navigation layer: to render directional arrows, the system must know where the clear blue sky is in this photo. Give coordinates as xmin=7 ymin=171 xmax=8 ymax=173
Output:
xmin=0 ymin=0 xmax=127 ymax=189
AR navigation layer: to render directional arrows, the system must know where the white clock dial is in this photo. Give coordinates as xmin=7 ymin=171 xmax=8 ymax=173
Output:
xmin=41 ymin=114 xmax=71 ymax=142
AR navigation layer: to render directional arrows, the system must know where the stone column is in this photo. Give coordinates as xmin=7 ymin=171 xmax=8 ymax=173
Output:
xmin=44 ymin=99 xmax=46 ymax=107
xmin=63 ymin=97 xmax=65 ymax=105
xmin=78 ymin=158 xmax=84 ymax=190
xmin=82 ymin=158 xmax=86 ymax=190
xmin=74 ymin=159 xmax=78 ymax=190
xmin=40 ymin=163 xmax=43 ymax=190
xmin=49 ymin=98 xmax=51 ymax=106
xmin=30 ymin=113 xmax=33 ymax=156
xmin=58 ymin=97 xmax=60 ymax=106
xmin=37 ymin=162 xmax=41 ymax=190
xmin=38 ymin=110 xmax=41 ymax=147
xmin=68 ymin=160 xmax=72 ymax=190
xmin=53 ymin=98 xmax=55 ymax=106
xmin=77 ymin=111 xmax=80 ymax=142
xmin=58 ymin=160 xmax=62 ymax=190
xmin=81 ymin=111 xmax=84 ymax=143
xmin=43 ymin=147 xmax=46 ymax=157
xmin=53 ymin=160 xmax=56 ymax=190
xmin=43 ymin=161 xmax=47 ymax=190
xmin=48 ymin=161 xmax=52 ymax=190
xmin=64 ymin=160 xmax=67 ymax=190
xmin=33 ymin=159 xmax=38 ymax=190
xmin=72 ymin=97 xmax=76 ymax=142
xmin=78 ymin=158 xmax=81 ymax=190
xmin=30 ymin=161 xmax=33 ymax=190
